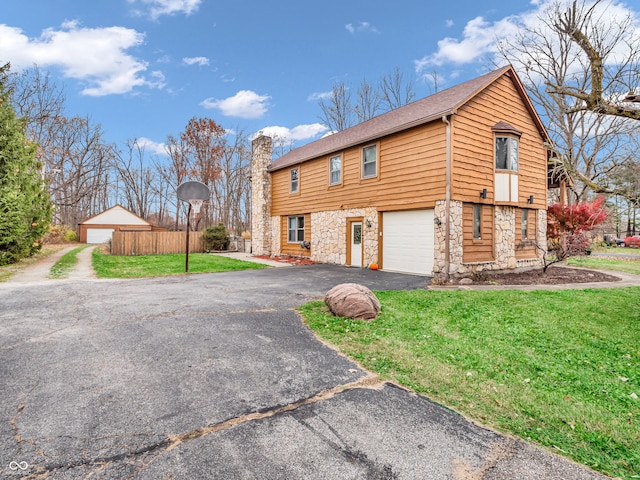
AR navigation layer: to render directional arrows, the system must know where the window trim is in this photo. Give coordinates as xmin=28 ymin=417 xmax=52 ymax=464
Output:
xmin=329 ymin=154 xmax=342 ymax=186
xmin=289 ymin=167 xmax=299 ymax=194
xmin=287 ymin=215 xmax=305 ymax=243
xmin=361 ymin=143 xmax=378 ymax=179
xmin=495 ymin=135 xmax=519 ymax=172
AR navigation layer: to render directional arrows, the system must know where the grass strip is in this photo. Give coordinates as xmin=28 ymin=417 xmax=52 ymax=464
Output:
xmin=568 ymin=256 xmax=640 ymax=275
xmin=49 ymin=245 xmax=88 ymax=279
xmin=92 ymin=249 xmax=269 ymax=278
xmin=301 ymin=287 xmax=640 ymax=479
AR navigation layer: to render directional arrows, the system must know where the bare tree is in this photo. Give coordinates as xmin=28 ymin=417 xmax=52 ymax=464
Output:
xmin=546 ymin=0 xmax=640 ymax=120
xmin=114 ymin=139 xmax=159 ymax=219
xmin=162 ymin=133 xmax=192 ymax=229
xmin=318 ymin=67 xmax=416 ymax=131
xmin=355 ymin=78 xmax=380 ymax=123
xmin=379 ymin=66 xmax=415 ymax=111
xmin=318 ymin=81 xmax=354 ymax=132
xmin=497 ymin=0 xmax=640 ymax=201
xmin=45 ymin=116 xmax=114 ymax=228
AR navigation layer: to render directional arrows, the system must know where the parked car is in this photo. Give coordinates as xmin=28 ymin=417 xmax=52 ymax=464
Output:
xmin=604 ymin=234 xmax=625 ymax=246
xmin=624 ymin=236 xmax=640 ymax=248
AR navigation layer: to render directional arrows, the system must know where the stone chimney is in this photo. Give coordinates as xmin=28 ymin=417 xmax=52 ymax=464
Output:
xmin=251 ymin=134 xmax=273 ymax=256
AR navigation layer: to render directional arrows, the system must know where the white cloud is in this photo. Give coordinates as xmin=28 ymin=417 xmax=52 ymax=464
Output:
xmin=345 ymin=22 xmax=379 ymax=34
xmin=415 ymin=0 xmax=640 ymax=75
xmin=258 ymin=124 xmax=329 ymax=142
xmin=128 ymin=0 xmax=202 ymax=20
xmin=134 ymin=137 xmax=168 ymax=156
xmin=415 ymin=15 xmax=519 ymax=70
xmin=307 ymin=91 xmax=333 ymax=101
xmin=445 ymin=19 xmax=454 ymax=28
xmin=182 ymin=56 xmax=209 ymax=66
xmin=0 ymin=22 xmax=162 ymax=96
xmin=200 ymin=90 xmax=271 ymax=119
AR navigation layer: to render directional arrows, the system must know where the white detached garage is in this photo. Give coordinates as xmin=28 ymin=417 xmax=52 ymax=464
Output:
xmin=79 ymin=205 xmax=152 ymax=244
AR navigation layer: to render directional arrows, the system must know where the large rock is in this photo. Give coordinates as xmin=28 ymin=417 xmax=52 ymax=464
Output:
xmin=324 ymin=283 xmax=381 ymax=320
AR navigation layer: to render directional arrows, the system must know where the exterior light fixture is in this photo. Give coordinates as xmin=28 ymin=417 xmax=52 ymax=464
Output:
xmin=528 ymin=195 xmax=534 ymax=204
xmin=480 ymin=188 xmax=487 ymax=199
xmin=365 ymin=219 xmax=372 ymax=228
xmin=434 ymin=217 xmax=442 ymax=225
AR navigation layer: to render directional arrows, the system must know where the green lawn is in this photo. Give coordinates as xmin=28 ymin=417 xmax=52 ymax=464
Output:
xmin=301 ymin=287 xmax=640 ymax=479
xmin=49 ymin=245 xmax=88 ymax=278
xmin=92 ymin=249 xmax=269 ymax=278
xmin=569 ymin=255 xmax=640 ymax=275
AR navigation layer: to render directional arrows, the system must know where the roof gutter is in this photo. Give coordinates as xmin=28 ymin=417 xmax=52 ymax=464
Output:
xmin=442 ymin=114 xmax=452 ymax=282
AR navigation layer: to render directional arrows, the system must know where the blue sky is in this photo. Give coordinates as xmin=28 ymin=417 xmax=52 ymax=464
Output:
xmin=1 ymin=0 xmax=638 ymax=155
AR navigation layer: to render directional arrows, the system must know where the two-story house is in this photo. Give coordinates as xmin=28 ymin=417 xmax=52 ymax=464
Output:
xmin=251 ymin=66 xmax=550 ymax=281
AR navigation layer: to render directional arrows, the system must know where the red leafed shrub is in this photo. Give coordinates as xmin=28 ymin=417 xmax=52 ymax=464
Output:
xmin=547 ymin=196 xmax=609 ymax=238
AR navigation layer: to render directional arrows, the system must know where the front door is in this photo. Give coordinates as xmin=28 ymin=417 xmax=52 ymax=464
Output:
xmin=350 ymin=221 xmax=363 ymax=267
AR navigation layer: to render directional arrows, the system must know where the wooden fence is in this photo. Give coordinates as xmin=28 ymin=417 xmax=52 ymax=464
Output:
xmin=111 ymin=231 xmax=204 ymax=256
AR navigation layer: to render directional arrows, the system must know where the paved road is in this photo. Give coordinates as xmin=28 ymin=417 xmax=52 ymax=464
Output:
xmin=0 ymin=263 xmax=610 ymax=479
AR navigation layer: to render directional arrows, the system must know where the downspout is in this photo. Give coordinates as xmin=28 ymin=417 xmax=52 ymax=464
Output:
xmin=442 ymin=115 xmax=451 ymax=282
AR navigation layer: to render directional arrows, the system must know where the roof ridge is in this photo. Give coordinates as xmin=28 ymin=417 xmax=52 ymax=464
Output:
xmin=268 ymin=66 xmax=513 ymax=172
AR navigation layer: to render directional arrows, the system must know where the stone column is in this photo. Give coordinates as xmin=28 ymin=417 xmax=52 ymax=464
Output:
xmin=251 ymin=134 xmax=273 ymax=256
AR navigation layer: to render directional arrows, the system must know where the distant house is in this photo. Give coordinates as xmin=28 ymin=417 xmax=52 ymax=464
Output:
xmin=79 ymin=205 xmax=153 ymax=244
xmin=251 ymin=66 xmax=551 ymax=280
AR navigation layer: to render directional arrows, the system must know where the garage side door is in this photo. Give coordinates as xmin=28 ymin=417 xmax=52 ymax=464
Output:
xmin=86 ymin=228 xmax=115 ymax=244
xmin=382 ymin=210 xmax=434 ymax=275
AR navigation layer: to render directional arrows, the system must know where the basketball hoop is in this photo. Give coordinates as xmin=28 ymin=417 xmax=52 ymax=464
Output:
xmin=189 ymin=199 xmax=204 ymax=215
xmin=176 ymin=181 xmax=211 ymax=273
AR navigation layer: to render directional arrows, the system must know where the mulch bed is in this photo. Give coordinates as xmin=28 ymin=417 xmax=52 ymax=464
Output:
xmin=454 ymin=265 xmax=621 ymax=286
xmin=253 ymin=255 xmax=622 ymax=285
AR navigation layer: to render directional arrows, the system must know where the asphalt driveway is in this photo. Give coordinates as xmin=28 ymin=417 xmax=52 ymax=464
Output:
xmin=0 ymin=265 xmax=609 ymax=479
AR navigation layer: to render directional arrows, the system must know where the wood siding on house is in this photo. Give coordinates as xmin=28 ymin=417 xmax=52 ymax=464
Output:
xmin=270 ymin=123 xmax=447 ymax=216
xmin=462 ymin=203 xmax=494 ymax=263
xmin=451 ymin=73 xmax=547 ymax=208
xmin=279 ymin=214 xmax=311 ymax=257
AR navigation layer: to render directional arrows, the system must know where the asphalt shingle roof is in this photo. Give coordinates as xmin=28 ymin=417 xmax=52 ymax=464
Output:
xmin=268 ymin=66 xmax=518 ymax=172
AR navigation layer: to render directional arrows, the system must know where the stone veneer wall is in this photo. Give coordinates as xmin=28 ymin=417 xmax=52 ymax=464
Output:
xmin=310 ymin=208 xmax=379 ymax=265
xmin=270 ymin=215 xmax=281 ymax=255
xmin=434 ymin=200 xmax=544 ymax=281
xmin=251 ymin=135 xmax=273 ymax=256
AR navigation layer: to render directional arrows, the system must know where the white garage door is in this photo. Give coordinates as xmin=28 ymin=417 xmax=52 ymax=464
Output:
xmin=86 ymin=228 xmax=115 ymax=244
xmin=382 ymin=210 xmax=434 ymax=275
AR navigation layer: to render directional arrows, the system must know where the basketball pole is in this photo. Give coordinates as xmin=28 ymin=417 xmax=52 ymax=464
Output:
xmin=185 ymin=202 xmax=192 ymax=273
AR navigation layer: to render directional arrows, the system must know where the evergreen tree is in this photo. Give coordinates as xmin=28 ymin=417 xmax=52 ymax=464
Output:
xmin=0 ymin=66 xmax=53 ymax=265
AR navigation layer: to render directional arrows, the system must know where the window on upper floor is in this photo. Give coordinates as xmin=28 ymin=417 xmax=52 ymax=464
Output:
xmin=290 ymin=168 xmax=299 ymax=193
xmin=329 ymin=154 xmax=342 ymax=185
xmin=287 ymin=215 xmax=305 ymax=243
xmin=362 ymin=144 xmax=377 ymax=178
xmin=495 ymin=136 xmax=519 ymax=172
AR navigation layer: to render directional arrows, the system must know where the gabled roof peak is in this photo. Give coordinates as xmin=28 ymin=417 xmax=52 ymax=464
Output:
xmin=268 ymin=65 xmax=546 ymax=171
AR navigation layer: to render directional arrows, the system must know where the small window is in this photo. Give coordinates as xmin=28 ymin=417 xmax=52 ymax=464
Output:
xmin=362 ymin=144 xmax=377 ymax=178
xmin=287 ymin=215 xmax=305 ymax=243
xmin=473 ymin=205 xmax=482 ymax=239
xmin=290 ymin=168 xmax=299 ymax=193
xmin=329 ymin=155 xmax=341 ymax=185
xmin=521 ymin=209 xmax=529 ymax=239
xmin=496 ymin=136 xmax=519 ymax=172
